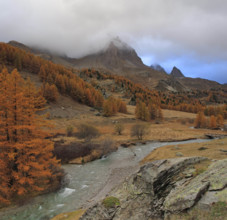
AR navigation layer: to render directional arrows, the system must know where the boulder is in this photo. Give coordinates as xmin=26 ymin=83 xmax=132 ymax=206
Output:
xmin=80 ymin=158 xmax=227 ymax=220
xmin=164 ymin=159 xmax=227 ymax=212
xmin=80 ymin=157 xmax=206 ymax=220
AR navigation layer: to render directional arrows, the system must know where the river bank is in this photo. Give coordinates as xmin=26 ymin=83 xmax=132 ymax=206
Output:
xmin=0 ymin=139 xmax=210 ymax=220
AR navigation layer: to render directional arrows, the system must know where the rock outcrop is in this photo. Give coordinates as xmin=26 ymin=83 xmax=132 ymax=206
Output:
xmin=170 ymin=66 xmax=184 ymax=78
xmin=80 ymin=157 xmax=227 ymax=220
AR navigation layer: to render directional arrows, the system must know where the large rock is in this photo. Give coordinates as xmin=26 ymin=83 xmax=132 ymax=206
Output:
xmin=164 ymin=159 xmax=227 ymax=213
xmin=80 ymin=157 xmax=207 ymax=220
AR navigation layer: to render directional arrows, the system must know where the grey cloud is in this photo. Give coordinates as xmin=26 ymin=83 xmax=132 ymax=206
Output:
xmin=0 ymin=0 xmax=227 ymax=69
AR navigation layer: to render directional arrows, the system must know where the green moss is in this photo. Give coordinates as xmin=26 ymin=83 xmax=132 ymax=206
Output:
xmin=102 ymin=196 xmax=120 ymax=208
xmin=192 ymin=168 xmax=206 ymax=177
xmin=51 ymin=209 xmax=85 ymax=220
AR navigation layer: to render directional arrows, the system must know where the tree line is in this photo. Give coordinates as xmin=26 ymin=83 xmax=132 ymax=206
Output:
xmin=0 ymin=43 xmax=104 ymax=108
xmin=80 ymin=68 xmax=227 ymax=118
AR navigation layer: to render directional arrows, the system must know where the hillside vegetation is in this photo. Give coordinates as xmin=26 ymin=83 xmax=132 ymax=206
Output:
xmin=0 ymin=42 xmax=226 ymax=167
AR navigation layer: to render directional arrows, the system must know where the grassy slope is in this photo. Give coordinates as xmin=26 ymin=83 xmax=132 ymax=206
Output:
xmin=141 ymin=137 xmax=227 ymax=164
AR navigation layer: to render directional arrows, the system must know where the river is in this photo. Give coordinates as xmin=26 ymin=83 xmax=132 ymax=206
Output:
xmin=0 ymin=139 xmax=209 ymax=220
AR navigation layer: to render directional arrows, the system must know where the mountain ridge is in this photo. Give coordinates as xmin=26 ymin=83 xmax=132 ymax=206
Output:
xmin=7 ymin=39 xmax=225 ymax=92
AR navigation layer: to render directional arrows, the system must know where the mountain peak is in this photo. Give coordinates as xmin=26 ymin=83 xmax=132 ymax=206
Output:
xmin=107 ymin=37 xmax=133 ymax=52
xmin=150 ymin=64 xmax=166 ymax=73
xmin=170 ymin=66 xmax=185 ymax=78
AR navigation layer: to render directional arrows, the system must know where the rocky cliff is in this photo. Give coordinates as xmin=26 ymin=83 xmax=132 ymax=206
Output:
xmin=80 ymin=157 xmax=227 ymax=220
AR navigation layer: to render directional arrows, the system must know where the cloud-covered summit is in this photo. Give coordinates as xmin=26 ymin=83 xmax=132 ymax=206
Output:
xmin=0 ymin=0 xmax=226 ymax=83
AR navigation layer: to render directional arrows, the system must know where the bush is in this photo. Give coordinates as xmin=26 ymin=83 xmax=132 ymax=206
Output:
xmin=54 ymin=142 xmax=95 ymax=163
xmin=99 ymin=138 xmax=116 ymax=156
xmin=115 ymin=123 xmax=124 ymax=135
xmin=131 ymin=124 xmax=148 ymax=140
xmin=76 ymin=123 xmax=100 ymax=141
xmin=103 ymin=97 xmax=127 ymax=117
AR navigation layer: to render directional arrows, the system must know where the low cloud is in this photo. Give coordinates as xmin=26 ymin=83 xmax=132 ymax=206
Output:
xmin=0 ymin=0 xmax=227 ymax=82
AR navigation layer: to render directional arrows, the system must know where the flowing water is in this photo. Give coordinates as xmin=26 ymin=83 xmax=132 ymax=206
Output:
xmin=0 ymin=139 xmax=209 ymax=220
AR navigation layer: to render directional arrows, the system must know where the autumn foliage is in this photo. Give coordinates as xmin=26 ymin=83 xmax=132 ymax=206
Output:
xmin=0 ymin=43 xmax=104 ymax=108
xmin=0 ymin=68 xmax=62 ymax=207
xmin=135 ymin=101 xmax=150 ymax=121
xmin=0 ymin=42 xmax=226 ymax=119
xmin=103 ymin=96 xmax=127 ymax=117
xmin=194 ymin=112 xmax=207 ymax=128
xmin=42 ymin=83 xmax=59 ymax=102
xmin=135 ymin=101 xmax=163 ymax=121
xmin=194 ymin=112 xmax=224 ymax=129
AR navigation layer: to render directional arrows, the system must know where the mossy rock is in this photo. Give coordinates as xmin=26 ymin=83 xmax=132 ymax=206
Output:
xmin=51 ymin=209 xmax=85 ymax=220
xmin=102 ymin=196 xmax=120 ymax=208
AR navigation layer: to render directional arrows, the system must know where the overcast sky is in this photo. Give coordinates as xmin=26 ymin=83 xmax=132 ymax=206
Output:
xmin=0 ymin=0 xmax=227 ymax=83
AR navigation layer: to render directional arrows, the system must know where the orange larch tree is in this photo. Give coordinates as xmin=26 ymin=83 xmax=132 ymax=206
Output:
xmin=216 ymin=114 xmax=224 ymax=128
xmin=0 ymin=68 xmax=62 ymax=206
xmin=194 ymin=112 xmax=207 ymax=128
xmin=42 ymin=83 xmax=59 ymax=102
xmin=135 ymin=101 xmax=150 ymax=121
xmin=209 ymin=115 xmax=217 ymax=129
xmin=0 ymin=68 xmax=11 ymax=205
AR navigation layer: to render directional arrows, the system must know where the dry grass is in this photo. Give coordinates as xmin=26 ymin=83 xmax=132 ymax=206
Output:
xmin=163 ymin=109 xmax=196 ymax=119
xmin=48 ymin=102 xmax=227 ymax=164
xmin=50 ymin=107 xmax=227 ymax=145
xmin=141 ymin=138 xmax=227 ymax=164
xmin=51 ymin=209 xmax=85 ymax=220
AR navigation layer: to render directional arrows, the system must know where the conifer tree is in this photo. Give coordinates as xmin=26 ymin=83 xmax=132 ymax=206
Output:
xmin=194 ymin=112 xmax=207 ymax=128
xmin=148 ymin=103 xmax=158 ymax=120
xmin=135 ymin=101 xmax=150 ymax=121
xmin=0 ymin=69 xmax=61 ymax=205
xmin=43 ymin=83 xmax=59 ymax=102
xmin=209 ymin=115 xmax=217 ymax=129
xmin=0 ymin=68 xmax=11 ymax=205
xmin=216 ymin=114 xmax=224 ymax=128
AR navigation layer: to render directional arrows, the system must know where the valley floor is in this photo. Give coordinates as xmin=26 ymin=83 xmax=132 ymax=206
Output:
xmin=47 ymin=98 xmax=227 ymax=164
